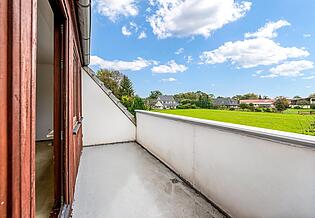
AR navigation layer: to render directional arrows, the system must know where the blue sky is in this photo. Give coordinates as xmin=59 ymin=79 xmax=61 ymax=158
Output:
xmin=90 ymin=0 xmax=315 ymax=98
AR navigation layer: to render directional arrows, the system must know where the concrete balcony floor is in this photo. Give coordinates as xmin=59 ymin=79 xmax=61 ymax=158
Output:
xmin=72 ymin=142 xmax=225 ymax=218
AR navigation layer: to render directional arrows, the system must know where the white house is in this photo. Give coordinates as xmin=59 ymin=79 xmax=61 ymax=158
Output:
xmin=153 ymin=95 xmax=178 ymax=109
xmin=240 ymin=99 xmax=275 ymax=108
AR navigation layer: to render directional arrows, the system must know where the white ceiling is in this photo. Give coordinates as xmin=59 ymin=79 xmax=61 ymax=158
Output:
xmin=37 ymin=0 xmax=54 ymax=64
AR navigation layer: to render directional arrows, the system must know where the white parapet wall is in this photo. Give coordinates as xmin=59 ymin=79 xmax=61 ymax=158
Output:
xmin=136 ymin=110 xmax=315 ymax=218
xmin=82 ymin=67 xmax=136 ymax=146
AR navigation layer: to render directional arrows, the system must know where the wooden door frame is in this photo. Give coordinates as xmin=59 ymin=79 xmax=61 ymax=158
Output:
xmin=49 ymin=0 xmax=71 ymax=216
xmin=51 ymin=7 xmax=64 ymax=216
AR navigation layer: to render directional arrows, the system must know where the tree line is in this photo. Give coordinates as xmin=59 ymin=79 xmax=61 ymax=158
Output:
xmin=96 ymin=68 xmax=315 ymax=113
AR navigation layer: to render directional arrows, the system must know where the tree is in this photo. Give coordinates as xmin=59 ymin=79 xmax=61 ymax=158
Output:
xmin=195 ymin=94 xmax=213 ymax=109
xmin=293 ymin=96 xmax=302 ymax=99
xmin=174 ymin=91 xmax=213 ymax=109
xmin=248 ymin=103 xmax=255 ymax=112
xmin=243 ymin=93 xmax=259 ymax=100
xmin=233 ymin=93 xmax=259 ymax=100
xmin=121 ymin=95 xmax=147 ymax=115
xmin=97 ymin=69 xmax=145 ymax=115
xmin=119 ymin=75 xmax=134 ymax=98
xmin=96 ymin=69 xmax=122 ymax=97
xmin=148 ymin=90 xmax=163 ymax=99
xmin=130 ymin=96 xmax=146 ymax=114
xmin=274 ymin=96 xmax=290 ymax=112
xmin=121 ymin=95 xmax=133 ymax=110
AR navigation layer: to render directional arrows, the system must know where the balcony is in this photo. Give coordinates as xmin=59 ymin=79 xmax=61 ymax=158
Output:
xmin=78 ymin=68 xmax=315 ymax=218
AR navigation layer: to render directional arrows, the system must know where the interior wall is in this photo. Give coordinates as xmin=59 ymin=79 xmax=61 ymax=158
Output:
xmin=36 ymin=64 xmax=54 ymax=140
xmin=36 ymin=0 xmax=54 ymax=141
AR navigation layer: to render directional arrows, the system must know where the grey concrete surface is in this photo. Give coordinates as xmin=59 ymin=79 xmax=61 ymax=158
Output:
xmin=72 ymin=142 xmax=225 ymax=218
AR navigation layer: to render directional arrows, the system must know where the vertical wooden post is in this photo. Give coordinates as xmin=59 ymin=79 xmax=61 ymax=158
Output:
xmin=0 ymin=0 xmax=9 ymax=216
xmin=0 ymin=0 xmax=37 ymax=217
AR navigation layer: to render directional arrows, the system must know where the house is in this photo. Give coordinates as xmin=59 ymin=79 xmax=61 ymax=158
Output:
xmin=213 ymin=97 xmax=239 ymax=108
xmin=240 ymin=99 xmax=275 ymax=108
xmin=290 ymin=97 xmax=314 ymax=108
xmin=153 ymin=95 xmax=178 ymax=109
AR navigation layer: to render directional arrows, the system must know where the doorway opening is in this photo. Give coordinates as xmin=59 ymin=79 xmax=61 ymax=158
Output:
xmin=36 ymin=0 xmax=64 ymax=216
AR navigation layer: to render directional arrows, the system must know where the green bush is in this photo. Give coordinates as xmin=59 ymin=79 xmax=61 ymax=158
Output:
xmin=311 ymin=104 xmax=315 ymax=109
xmin=255 ymin=108 xmax=263 ymax=112
xmin=177 ymin=104 xmax=190 ymax=109
xmin=229 ymin=108 xmax=236 ymax=111
xmin=239 ymin=103 xmax=248 ymax=110
xmin=263 ymin=108 xmax=272 ymax=113
xmin=121 ymin=95 xmax=146 ymax=115
xmin=248 ymin=105 xmax=255 ymax=112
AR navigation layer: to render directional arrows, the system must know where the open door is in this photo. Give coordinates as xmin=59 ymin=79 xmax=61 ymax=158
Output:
xmin=35 ymin=0 xmax=65 ymax=216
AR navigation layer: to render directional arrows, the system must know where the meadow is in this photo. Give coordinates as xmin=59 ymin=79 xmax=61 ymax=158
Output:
xmin=155 ymin=109 xmax=315 ymax=135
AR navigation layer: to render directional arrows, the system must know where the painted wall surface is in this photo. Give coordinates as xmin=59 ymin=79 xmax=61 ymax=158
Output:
xmin=82 ymin=69 xmax=136 ymax=145
xmin=36 ymin=64 xmax=53 ymax=140
xmin=136 ymin=111 xmax=315 ymax=218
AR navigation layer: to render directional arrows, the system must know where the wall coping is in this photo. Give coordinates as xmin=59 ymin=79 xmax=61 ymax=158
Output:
xmin=136 ymin=110 xmax=315 ymax=149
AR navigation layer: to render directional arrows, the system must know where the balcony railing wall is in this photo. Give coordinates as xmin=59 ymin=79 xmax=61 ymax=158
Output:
xmin=82 ymin=68 xmax=136 ymax=146
xmin=136 ymin=110 xmax=315 ymax=218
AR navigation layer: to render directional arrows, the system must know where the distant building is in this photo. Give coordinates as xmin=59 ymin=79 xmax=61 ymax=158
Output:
xmin=240 ymin=99 xmax=275 ymax=108
xmin=213 ymin=98 xmax=239 ymax=108
xmin=289 ymin=97 xmax=314 ymax=109
xmin=153 ymin=95 xmax=178 ymax=109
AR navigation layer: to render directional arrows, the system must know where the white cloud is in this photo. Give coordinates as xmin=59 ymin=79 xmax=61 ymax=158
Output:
xmin=94 ymin=0 xmax=138 ymax=22
xmin=302 ymin=75 xmax=315 ymax=80
xmin=185 ymin=55 xmax=193 ymax=63
xmin=147 ymin=0 xmax=251 ymax=39
xmin=129 ymin=22 xmax=138 ymax=31
xmin=121 ymin=22 xmax=139 ymax=36
xmin=265 ymin=60 xmax=314 ymax=77
xmin=303 ymin=34 xmax=311 ymax=38
xmin=138 ymin=31 xmax=147 ymax=39
xmin=161 ymin=77 xmax=177 ymax=82
xmin=306 ymin=85 xmax=312 ymax=89
xmin=90 ymin=55 xmax=155 ymax=71
xmin=252 ymin=70 xmax=264 ymax=77
xmin=152 ymin=60 xmax=187 ymax=73
xmin=175 ymin=48 xmax=184 ymax=55
xmin=245 ymin=20 xmax=290 ymax=39
xmin=122 ymin=26 xmax=132 ymax=36
xmin=200 ymin=37 xmax=309 ymax=68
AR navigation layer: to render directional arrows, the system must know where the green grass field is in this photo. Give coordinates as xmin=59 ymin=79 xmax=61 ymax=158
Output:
xmin=155 ymin=109 xmax=315 ymax=135
xmin=283 ymin=108 xmax=315 ymax=114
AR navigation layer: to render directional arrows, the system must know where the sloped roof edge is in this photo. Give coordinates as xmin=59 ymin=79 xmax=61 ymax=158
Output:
xmin=83 ymin=67 xmax=136 ymax=125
